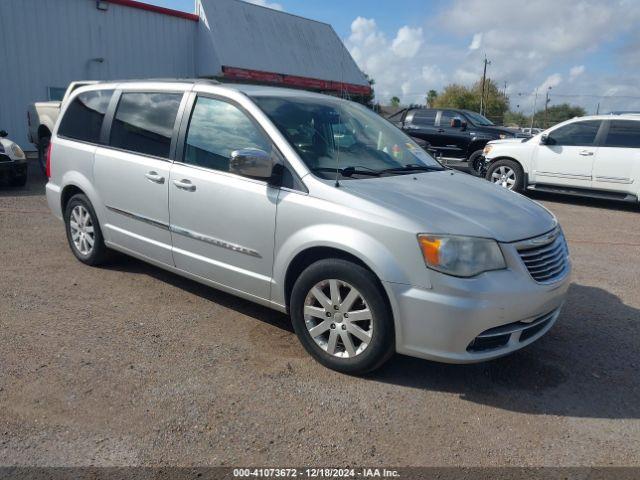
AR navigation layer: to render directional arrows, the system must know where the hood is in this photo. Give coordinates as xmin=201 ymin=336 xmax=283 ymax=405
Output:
xmin=341 ymin=170 xmax=556 ymax=243
xmin=473 ymin=125 xmax=515 ymax=135
xmin=488 ymin=137 xmax=526 ymax=145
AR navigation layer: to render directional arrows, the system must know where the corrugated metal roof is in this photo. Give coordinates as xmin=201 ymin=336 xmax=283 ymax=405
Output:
xmin=197 ymin=0 xmax=368 ymax=87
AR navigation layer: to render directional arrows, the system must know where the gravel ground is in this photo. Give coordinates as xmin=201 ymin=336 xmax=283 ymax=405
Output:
xmin=1 ymin=159 xmax=639 ymax=467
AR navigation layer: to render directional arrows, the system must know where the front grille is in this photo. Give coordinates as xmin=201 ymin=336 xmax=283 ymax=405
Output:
xmin=467 ymin=309 xmax=557 ymax=353
xmin=0 ymin=154 xmax=11 ymax=163
xmin=516 ymin=228 xmax=569 ymax=283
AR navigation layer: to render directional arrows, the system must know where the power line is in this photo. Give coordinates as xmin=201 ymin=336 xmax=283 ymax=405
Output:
xmin=398 ymin=90 xmax=640 ymax=100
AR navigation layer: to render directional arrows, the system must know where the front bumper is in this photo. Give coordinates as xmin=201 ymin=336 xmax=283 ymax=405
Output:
xmin=0 ymin=157 xmax=27 ymax=178
xmin=384 ymin=240 xmax=571 ymax=363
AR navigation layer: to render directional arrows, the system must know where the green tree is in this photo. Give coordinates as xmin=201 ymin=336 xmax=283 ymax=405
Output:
xmin=390 ymin=96 xmax=401 ymax=108
xmin=432 ymin=84 xmax=477 ymax=110
xmin=432 ymin=79 xmax=509 ymax=123
xmin=503 ymin=110 xmax=529 ymax=127
xmin=532 ymin=103 xmax=587 ymax=128
xmin=353 ymin=73 xmax=376 ymax=109
xmin=426 ymin=89 xmax=438 ymax=108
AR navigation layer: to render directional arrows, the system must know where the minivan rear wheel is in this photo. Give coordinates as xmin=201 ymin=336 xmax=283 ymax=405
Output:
xmin=64 ymin=193 xmax=109 ymax=266
xmin=290 ymin=259 xmax=395 ymax=375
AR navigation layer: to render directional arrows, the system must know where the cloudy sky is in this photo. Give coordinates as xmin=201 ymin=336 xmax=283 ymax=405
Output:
xmin=151 ymin=0 xmax=640 ymax=114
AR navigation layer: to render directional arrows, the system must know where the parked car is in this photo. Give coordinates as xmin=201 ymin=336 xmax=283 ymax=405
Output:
xmin=483 ymin=115 xmax=640 ymax=204
xmin=389 ymin=108 xmax=526 ymax=173
xmin=521 ymin=127 xmax=542 ymax=136
xmin=45 ymin=80 xmax=570 ymax=374
xmin=27 ymin=81 xmax=98 ymax=173
xmin=0 ymin=130 xmax=27 ymax=187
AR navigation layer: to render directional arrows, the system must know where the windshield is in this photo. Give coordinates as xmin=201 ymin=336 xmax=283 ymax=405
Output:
xmin=251 ymin=95 xmax=443 ymax=179
xmin=464 ymin=111 xmax=494 ymax=126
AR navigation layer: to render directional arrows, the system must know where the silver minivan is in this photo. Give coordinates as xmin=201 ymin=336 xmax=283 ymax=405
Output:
xmin=45 ymin=80 xmax=571 ymax=374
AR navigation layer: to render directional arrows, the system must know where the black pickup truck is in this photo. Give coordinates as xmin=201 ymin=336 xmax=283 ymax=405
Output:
xmin=389 ymin=108 xmax=526 ymax=173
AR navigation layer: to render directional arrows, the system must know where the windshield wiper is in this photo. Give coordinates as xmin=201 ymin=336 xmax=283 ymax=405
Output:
xmin=377 ymin=164 xmax=444 ymax=174
xmin=310 ymin=166 xmax=381 ymax=177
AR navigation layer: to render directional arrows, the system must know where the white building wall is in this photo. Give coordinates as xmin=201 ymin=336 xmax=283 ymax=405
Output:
xmin=0 ymin=0 xmax=197 ymax=148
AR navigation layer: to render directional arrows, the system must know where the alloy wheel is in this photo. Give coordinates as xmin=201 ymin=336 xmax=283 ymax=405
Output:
xmin=303 ymin=279 xmax=373 ymax=358
xmin=491 ymin=166 xmax=517 ymax=189
xmin=69 ymin=205 xmax=95 ymax=255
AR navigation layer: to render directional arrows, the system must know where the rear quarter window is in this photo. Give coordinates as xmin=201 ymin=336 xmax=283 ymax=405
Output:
xmin=109 ymin=92 xmax=182 ymax=159
xmin=411 ymin=110 xmax=436 ymax=126
xmin=58 ymin=90 xmax=114 ymax=143
xmin=603 ymin=120 xmax=640 ymax=148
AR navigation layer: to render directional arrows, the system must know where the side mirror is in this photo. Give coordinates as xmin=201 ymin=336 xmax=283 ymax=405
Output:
xmin=540 ymin=134 xmax=549 ymax=145
xmin=450 ymin=118 xmax=462 ymax=128
xmin=0 ymin=130 xmax=7 ymax=138
xmin=229 ymin=148 xmax=275 ymax=180
xmin=461 ymin=120 xmax=468 ymax=130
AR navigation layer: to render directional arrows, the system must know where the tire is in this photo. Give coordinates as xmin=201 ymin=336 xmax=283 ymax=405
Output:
xmin=290 ymin=258 xmax=395 ymax=375
xmin=37 ymin=136 xmax=50 ymax=175
xmin=64 ymin=193 xmax=110 ymax=266
xmin=467 ymin=149 xmax=485 ymax=176
xmin=486 ymin=159 xmax=524 ymax=192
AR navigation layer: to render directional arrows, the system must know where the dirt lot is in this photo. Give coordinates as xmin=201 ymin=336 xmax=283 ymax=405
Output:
xmin=1 ymin=160 xmax=639 ymax=467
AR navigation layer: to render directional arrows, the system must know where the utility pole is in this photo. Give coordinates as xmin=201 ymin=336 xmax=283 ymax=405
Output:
xmin=530 ymin=88 xmax=538 ymax=130
xmin=479 ymin=55 xmax=491 ymax=116
xmin=596 ymin=102 xmax=600 ymax=115
xmin=543 ymin=86 xmax=552 ymax=129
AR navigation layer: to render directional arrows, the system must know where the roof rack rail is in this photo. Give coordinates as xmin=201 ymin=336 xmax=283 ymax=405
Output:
xmin=109 ymin=78 xmax=221 ymax=85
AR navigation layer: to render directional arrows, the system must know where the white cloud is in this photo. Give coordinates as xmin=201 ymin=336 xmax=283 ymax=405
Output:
xmin=345 ymin=0 xmax=640 ymax=112
xmin=538 ymin=73 xmax=563 ymax=92
xmin=422 ymin=65 xmax=446 ymax=85
xmin=569 ymin=65 xmax=585 ymax=81
xmin=391 ymin=26 xmax=423 ymax=58
xmin=346 ymin=18 xmax=454 ymax=104
xmin=244 ymin=0 xmax=283 ymax=11
xmin=469 ymin=33 xmax=482 ymax=51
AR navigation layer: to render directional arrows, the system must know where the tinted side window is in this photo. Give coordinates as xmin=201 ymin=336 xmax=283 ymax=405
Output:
xmin=603 ymin=120 xmax=640 ymax=148
xmin=548 ymin=121 xmax=601 ymax=146
xmin=183 ymin=96 xmax=271 ymax=173
xmin=109 ymin=92 xmax=182 ymax=158
xmin=412 ymin=110 xmax=436 ymax=126
xmin=438 ymin=110 xmax=456 ymax=127
xmin=58 ymin=90 xmax=113 ymax=143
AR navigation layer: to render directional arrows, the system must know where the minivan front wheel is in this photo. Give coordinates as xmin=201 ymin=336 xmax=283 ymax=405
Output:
xmin=486 ymin=159 xmax=524 ymax=192
xmin=290 ymin=259 xmax=394 ymax=374
xmin=64 ymin=194 xmax=109 ymax=266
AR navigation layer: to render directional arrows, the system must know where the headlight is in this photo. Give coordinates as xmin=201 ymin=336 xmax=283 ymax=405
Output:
xmin=483 ymin=145 xmax=493 ymax=155
xmin=11 ymin=144 xmax=25 ymax=159
xmin=418 ymin=234 xmax=506 ymax=277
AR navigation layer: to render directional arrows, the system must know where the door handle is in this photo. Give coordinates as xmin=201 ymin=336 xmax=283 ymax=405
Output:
xmin=173 ymin=179 xmax=196 ymax=191
xmin=145 ymin=171 xmax=165 ymax=184
xmin=579 ymin=150 xmax=594 ymax=156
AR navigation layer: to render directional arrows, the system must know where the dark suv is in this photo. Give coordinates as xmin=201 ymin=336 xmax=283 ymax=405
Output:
xmin=390 ymin=108 xmax=524 ymax=173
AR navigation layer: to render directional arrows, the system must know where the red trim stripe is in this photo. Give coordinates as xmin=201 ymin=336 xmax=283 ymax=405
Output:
xmin=222 ymin=66 xmax=372 ymax=95
xmin=105 ymin=0 xmax=199 ymax=21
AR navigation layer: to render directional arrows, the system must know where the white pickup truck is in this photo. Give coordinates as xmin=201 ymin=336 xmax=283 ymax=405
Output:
xmin=27 ymin=81 xmax=98 ymax=172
